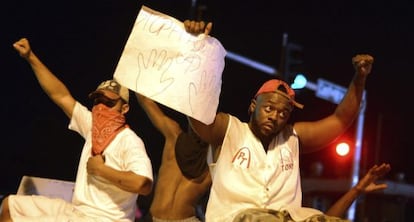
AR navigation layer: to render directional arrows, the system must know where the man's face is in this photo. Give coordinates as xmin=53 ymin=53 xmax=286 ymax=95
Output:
xmin=250 ymin=92 xmax=293 ymax=138
xmin=93 ymin=93 xmax=121 ymax=108
xmin=91 ymin=90 xmax=126 ymax=113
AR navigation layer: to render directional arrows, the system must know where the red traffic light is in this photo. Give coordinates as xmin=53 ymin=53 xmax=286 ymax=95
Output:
xmin=335 ymin=142 xmax=350 ymax=156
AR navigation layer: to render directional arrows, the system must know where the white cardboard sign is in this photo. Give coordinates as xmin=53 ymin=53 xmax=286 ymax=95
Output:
xmin=114 ymin=5 xmax=226 ymax=124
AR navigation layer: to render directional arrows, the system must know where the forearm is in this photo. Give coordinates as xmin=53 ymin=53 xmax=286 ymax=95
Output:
xmin=325 ymin=187 xmax=362 ymax=217
xmin=25 ymin=51 xmax=70 ymax=101
xmin=135 ymin=92 xmax=177 ymax=136
xmin=334 ymin=73 xmax=367 ymax=124
xmin=188 ymin=112 xmax=228 ymax=146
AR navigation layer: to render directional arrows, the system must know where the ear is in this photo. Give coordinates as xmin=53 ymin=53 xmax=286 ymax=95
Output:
xmin=248 ymin=98 xmax=256 ymax=115
xmin=121 ymin=103 xmax=130 ymax=114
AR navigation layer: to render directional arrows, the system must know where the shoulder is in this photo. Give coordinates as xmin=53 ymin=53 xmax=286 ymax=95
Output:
xmin=118 ymin=128 xmax=145 ymax=147
xmin=282 ymin=124 xmax=296 ymax=140
xmin=72 ymin=101 xmax=90 ymax=116
xmin=221 ymin=112 xmax=238 ymax=124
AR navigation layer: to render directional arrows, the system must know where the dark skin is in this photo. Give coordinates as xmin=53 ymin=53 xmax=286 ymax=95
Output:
xmin=184 ymin=20 xmax=212 ymax=35
xmin=188 ymin=44 xmax=373 ymax=220
xmin=325 ymin=163 xmax=391 ymax=217
xmin=136 ymin=93 xmax=211 ymax=220
xmin=248 ymin=92 xmax=293 ymax=151
xmin=190 ymin=54 xmax=373 ymax=154
xmin=134 ymin=19 xmax=213 ymax=221
xmin=183 ymin=20 xmax=376 ymax=220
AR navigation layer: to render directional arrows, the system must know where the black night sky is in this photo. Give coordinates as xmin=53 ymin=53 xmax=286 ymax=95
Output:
xmin=1 ymin=0 xmax=413 ymax=199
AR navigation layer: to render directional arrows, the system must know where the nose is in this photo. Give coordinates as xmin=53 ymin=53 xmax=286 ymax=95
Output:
xmin=268 ymin=110 xmax=278 ymax=121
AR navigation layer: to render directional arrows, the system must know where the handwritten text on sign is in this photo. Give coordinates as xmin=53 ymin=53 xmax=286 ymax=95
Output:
xmin=114 ymin=6 xmax=226 ymax=124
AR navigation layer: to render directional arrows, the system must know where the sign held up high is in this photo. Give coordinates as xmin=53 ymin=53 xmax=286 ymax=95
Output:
xmin=113 ymin=6 xmax=226 ymax=125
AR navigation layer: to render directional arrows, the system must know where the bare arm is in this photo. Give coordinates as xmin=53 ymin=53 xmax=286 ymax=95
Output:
xmin=176 ymin=19 xmax=219 ymax=141
xmin=13 ymin=38 xmax=76 ymax=118
xmin=325 ymin=163 xmax=390 ymax=217
xmin=180 ymin=114 xmax=227 ymax=179
xmin=86 ymin=155 xmax=153 ymax=195
xmin=188 ymin=112 xmax=229 ymax=147
xmin=294 ymin=54 xmax=374 ymax=153
xmin=135 ymin=93 xmax=181 ymax=139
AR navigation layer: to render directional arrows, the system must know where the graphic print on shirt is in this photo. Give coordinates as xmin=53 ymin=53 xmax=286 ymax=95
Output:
xmin=231 ymin=147 xmax=251 ymax=168
xmin=280 ymin=146 xmax=294 ymax=172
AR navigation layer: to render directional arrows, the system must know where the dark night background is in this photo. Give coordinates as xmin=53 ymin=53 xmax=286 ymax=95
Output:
xmin=1 ymin=0 xmax=413 ymax=216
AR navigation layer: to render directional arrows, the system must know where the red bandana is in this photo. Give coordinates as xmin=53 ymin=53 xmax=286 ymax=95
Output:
xmin=91 ymin=104 xmax=128 ymax=155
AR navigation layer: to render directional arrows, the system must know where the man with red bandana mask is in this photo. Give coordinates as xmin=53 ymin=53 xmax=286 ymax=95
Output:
xmin=0 ymin=38 xmax=153 ymax=222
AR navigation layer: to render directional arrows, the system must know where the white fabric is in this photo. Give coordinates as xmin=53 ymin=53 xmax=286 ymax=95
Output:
xmin=69 ymin=102 xmax=153 ymax=221
xmin=16 ymin=176 xmax=75 ymax=202
xmin=207 ymin=145 xmax=216 ymax=180
xmin=10 ymin=102 xmax=153 ymax=222
xmin=8 ymin=195 xmax=101 ymax=222
xmin=205 ymin=115 xmax=322 ymax=222
xmin=152 ymin=216 xmax=201 ymax=222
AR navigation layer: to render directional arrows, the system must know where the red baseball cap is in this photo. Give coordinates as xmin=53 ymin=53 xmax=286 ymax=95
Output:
xmin=254 ymin=79 xmax=304 ymax=109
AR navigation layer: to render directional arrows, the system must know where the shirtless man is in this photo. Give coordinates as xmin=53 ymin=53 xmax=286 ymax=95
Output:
xmin=136 ymin=92 xmax=212 ymax=222
xmin=135 ymin=20 xmax=214 ymax=220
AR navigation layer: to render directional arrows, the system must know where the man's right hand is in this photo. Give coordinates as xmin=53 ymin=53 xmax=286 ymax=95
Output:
xmin=13 ymin=38 xmax=32 ymax=59
xmin=183 ymin=20 xmax=212 ymax=36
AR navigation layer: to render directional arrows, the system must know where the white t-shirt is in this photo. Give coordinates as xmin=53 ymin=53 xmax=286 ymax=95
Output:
xmin=69 ymin=102 xmax=153 ymax=222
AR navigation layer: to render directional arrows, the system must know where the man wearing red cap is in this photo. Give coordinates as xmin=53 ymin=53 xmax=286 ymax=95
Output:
xmin=188 ymin=53 xmax=374 ymax=221
xmin=0 ymin=38 xmax=154 ymax=222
